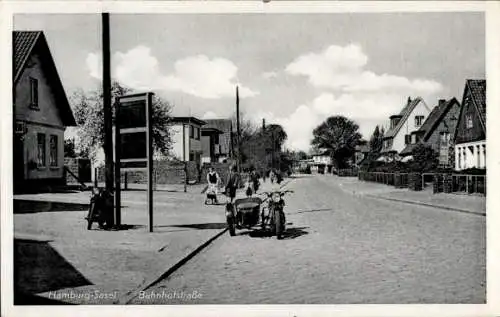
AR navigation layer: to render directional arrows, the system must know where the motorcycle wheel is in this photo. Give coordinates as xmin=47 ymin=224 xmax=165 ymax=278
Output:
xmin=227 ymin=215 xmax=236 ymax=236
xmin=275 ymin=210 xmax=285 ymax=239
xmin=87 ymin=203 xmax=95 ymax=230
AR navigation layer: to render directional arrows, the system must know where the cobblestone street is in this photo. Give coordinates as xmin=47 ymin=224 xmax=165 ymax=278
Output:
xmin=132 ymin=175 xmax=486 ymax=304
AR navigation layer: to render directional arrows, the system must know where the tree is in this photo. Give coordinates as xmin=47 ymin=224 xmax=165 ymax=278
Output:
xmin=369 ymin=125 xmax=384 ymax=153
xmin=70 ymin=82 xmax=173 ymax=161
xmin=64 ymin=138 xmax=77 ymax=158
xmin=311 ymin=116 xmax=362 ymax=169
xmin=409 ymin=144 xmax=438 ymax=172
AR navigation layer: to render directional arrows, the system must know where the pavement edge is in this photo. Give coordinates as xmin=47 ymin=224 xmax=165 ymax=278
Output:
xmin=366 ymin=194 xmax=485 ymax=216
xmin=118 ymin=227 xmax=228 ymax=304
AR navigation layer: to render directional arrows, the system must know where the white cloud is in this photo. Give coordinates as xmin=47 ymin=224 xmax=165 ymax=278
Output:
xmin=286 ymin=44 xmax=443 ymax=94
xmin=86 ymin=47 xmax=258 ymax=99
xmin=249 ymin=91 xmax=436 ymax=152
xmin=202 ymin=111 xmax=219 ymax=119
xmin=263 ymin=43 xmax=445 ymax=151
xmin=262 ymin=71 xmax=278 ymax=79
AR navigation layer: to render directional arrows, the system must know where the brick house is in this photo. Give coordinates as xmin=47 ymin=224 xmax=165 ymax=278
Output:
xmin=380 ymin=97 xmax=432 ymax=161
xmin=13 ymin=31 xmax=76 ymax=191
xmin=400 ymin=98 xmax=461 ymax=167
xmin=453 ymin=79 xmax=486 ymax=170
xmin=169 ymin=117 xmax=206 ymax=167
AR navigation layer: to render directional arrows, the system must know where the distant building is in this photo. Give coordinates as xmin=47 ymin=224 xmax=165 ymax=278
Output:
xmin=354 ymin=144 xmax=370 ymax=166
xmin=169 ymin=117 xmax=206 ymax=167
xmin=453 ymin=79 xmax=486 ymax=170
xmin=201 ymin=126 xmax=223 ymax=164
xmin=400 ymin=98 xmax=461 ymax=167
xmin=13 ymin=31 xmax=76 ymax=191
xmin=311 ymin=151 xmax=333 ymax=173
xmin=380 ymin=96 xmax=432 ymax=160
xmin=202 ymin=119 xmax=233 ymax=163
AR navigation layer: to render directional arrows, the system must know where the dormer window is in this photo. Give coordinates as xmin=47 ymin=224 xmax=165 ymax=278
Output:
xmin=415 ymin=116 xmax=424 ymax=128
xmin=29 ymin=77 xmax=39 ymax=109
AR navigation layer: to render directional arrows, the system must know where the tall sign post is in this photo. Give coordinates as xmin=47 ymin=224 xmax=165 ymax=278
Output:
xmin=102 ymin=13 xmax=114 ymax=224
xmin=236 ymin=86 xmax=241 ymax=172
xmin=116 ymin=92 xmax=154 ymax=232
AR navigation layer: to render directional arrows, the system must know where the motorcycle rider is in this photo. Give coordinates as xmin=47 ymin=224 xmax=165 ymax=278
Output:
xmin=225 ymin=164 xmax=240 ymax=203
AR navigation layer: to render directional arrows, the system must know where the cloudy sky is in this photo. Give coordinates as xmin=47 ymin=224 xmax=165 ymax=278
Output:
xmin=14 ymin=13 xmax=485 ymax=151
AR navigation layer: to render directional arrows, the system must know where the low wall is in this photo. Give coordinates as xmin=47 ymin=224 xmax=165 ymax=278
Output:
xmin=96 ymin=160 xmax=200 ymax=185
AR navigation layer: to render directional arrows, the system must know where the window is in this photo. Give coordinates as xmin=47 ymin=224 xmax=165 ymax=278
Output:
xmin=412 ymin=134 xmax=417 ymax=144
xmin=404 ymin=134 xmax=410 ymax=145
xmin=466 ymin=114 xmax=473 ymax=129
xmin=189 ymin=153 xmax=194 ymax=161
xmin=29 ymin=77 xmax=39 ymax=109
xmin=214 ymin=134 xmax=219 ymax=145
xmin=195 ymin=127 xmax=200 ymax=140
xmin=189 ymin=125 xmax=194 ymax=138
xmin=415 ymin=115 xmax=424 ymax=128
xmin=49 ymin=135 xmax=58 ymax=167
xmin=440 ymin=132 xmax=450 ymax=146
xmin=37 ymin=133 xmax=46 ymax=167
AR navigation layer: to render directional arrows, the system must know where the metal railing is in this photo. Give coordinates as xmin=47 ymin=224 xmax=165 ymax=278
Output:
xmin=451 ymin=174 xmax=486 ymax=195
xmin=338 ymin=168 xmax=359 ymax=177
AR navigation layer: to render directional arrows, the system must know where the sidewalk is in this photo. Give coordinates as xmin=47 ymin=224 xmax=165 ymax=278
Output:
xmin=13 ymin=186 xmax=228 ymax=305
xmin=334 ymin=176 xmax=485 ymax=216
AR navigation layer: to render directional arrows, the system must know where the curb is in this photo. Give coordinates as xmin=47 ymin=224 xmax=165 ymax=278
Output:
xmin=119 ymin=227 xmax=228 ymax=304
xmin=366 ymin=194 xmax=485 ymax=216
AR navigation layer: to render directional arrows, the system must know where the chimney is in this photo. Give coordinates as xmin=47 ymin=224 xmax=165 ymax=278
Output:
xmin=262 ymin=118 xmax=266 ymax=131
xmin=407 ymin=96 xmax=412 ymax=104
xmin=438 ymin=99 xmax=446 ymax=106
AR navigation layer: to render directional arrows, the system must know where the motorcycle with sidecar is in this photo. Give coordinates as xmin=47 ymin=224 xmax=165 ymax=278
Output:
xmin=224 ymin=189 xmax=293 ymax=239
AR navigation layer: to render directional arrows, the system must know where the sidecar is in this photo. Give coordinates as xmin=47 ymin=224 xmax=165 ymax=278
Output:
xmin=226 ymin=197 xmax=262 ymax=236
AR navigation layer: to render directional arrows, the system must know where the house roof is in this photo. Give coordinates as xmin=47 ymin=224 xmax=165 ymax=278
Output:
xmin=201 ymin=127 xmax=223 ymax=134
xmin=203 ymin=119 xmax=233 ymax=134
xmin=170 ymin=116 xmax=206 ymax=126
xmin=400 ymin=97 xmax=460 ymax=156
xmin=13 ymin=31 xmax=76 ymax=126
xmin=467 ymin=79 xmax=486 ymax=128
xmin=384 ymin=97 xmax=425 ymax=139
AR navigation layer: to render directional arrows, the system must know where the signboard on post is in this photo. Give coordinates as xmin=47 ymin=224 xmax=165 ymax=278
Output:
xmin=116 ymin=92 xmax=154 ymax=232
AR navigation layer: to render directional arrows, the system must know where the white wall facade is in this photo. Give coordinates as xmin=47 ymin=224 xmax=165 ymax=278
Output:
xmin=313 ymin=155 xmax=332 ymax=165
xmin=392 ymin=100 xmax=431 ymax=153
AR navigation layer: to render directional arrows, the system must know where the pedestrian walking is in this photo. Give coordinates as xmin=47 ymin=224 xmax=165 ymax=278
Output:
xmin=206 ymin=166 xmax=220 ymax=204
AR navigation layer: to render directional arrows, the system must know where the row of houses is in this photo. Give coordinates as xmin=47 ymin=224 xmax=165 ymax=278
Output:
xmin=12 ymin=30 xmax=234 ymax=190
xmin=307 ymin=79 xmax=486 ymax=174
xmin=358 ymin=79 xmax=486 ymax=171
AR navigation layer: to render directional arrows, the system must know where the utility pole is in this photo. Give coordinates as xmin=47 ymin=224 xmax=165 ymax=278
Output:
xmin=102 ymin=12 xmax=114 ymax=225
xmin=262 ymin=118 xmax=265 ymax=131
xmin=236 ymin=85 xmax=241 ymax=172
